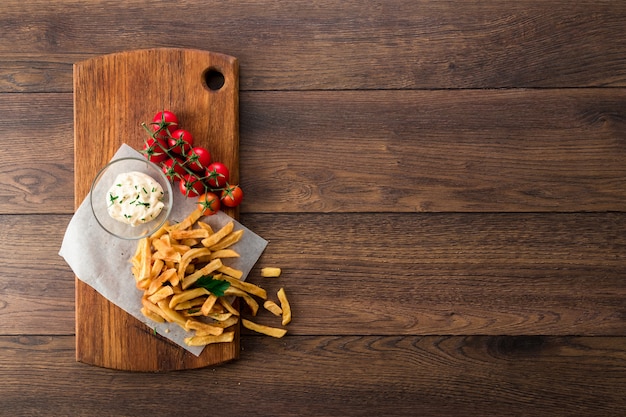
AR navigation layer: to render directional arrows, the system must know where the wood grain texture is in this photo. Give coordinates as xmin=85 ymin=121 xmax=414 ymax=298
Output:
xmin=4 ymin=89 xmax=626 ymax=215
xmin=73 ymin=48 xmax=240 ymax=371
xmin=1 ymin=335 xmax=625 ymax=416
xmin=2 ymin=1 xmax=626 ymax=91
xmin=241 ymin=89 xmax=626 ymax=213
xmin=0 ymin=215 xmax=74 ymax=334
xmin=3 ymin=213 xmax=624 ymax=336
xmin=0 ymin=93 xmax=74 ymax=214
xmin=1 ymin=0 xmax=625 ymax=414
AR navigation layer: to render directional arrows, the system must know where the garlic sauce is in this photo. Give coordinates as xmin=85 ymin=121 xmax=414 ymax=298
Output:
xmin=106 ymin=171 xmax=165 ymax=226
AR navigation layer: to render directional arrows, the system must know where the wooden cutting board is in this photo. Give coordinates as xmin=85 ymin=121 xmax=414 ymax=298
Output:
xmin=73 ymin=48 xmax=239 ymax=371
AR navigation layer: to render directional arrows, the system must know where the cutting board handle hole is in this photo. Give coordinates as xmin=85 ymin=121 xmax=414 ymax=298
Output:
xmin=203 ymin=68 xmax=225 ymax=91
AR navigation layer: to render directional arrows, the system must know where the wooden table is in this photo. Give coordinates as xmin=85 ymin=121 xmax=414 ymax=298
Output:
xmin=2 ymin=1 xmax=625 ymax=415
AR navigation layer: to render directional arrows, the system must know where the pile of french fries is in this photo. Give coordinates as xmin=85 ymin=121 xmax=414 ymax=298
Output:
xmin=130 ymin=207 xmax=291 ymax=346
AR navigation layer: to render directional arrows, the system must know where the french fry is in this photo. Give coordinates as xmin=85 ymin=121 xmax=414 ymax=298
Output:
xmin=200 ymin=293 xmax=218 ymax=316
xmin=197 ymin=221 xmax=214 ymax=234
xmin=263 ymin=300 xmax=283 ymax=316
xmin=130 ymin=205 xmax=291 ymax=347
xmin=208 ymin=315 xmax=239 ymax=329
xmin=181 ymin=258 xmax=223 ymax=289
xmin=219 ymin=274 xmax=267 ymax=299
xmin=169 ymin=287 xmax=210 ymax=309
xmin=141 ymin=307 xmax=165 ymax=323
xmin=208 ymin=229 xmax=244 ymax=251
xmin=147 ymin=285 xmax=174 ymax=304
xmin=147 ymin=268 xmax=177 ymax=295
xmin=242 ymin=319 xmax=287 ymax=338
xmin=135 ymin=277 xmax=151 ymax=291
xmin=277 ymin=287 xmax=292 ymax=325
xmin=225 ymin=287 xmax=259 ymax=316
xmin=152 ymin=238 xmax=182 ymax=263
xmin=209 ymin=249 xmax=240 ymax=260
xmin=219 ymin=296 xmax=240 ymax=316
xmin=185 ymin=331 xmax=235 ymax=347
xmin=177 ymin=247 xmax=212 ymax=281
xmin=205 ymin=312 xmax=234 ymax=323
xmin=141 ymin=298 xmax=168 ymax=322
xmin=261 ymin=267 xmax=282 ymax=278
xmin=157 ymin=299 xmax=188 ymax=328
xmin=170 ymin=228 xmax=210 ymax=240
xmin=184 ymin=319 xmax=223 ymax=336
xmin=217 ymin=264 xmax=243 ymax=280
xmin=150 ymin=258 xmax=165 ymax=280
xmin=168 ymin=207 xmax=204 ymax=232
xmin=200 ymin=221 xmax=234 ymax=248
xmin=173 ymin=296 xmax=208 ymax=311
xmin=137 ymin=237 xmax=152 ymax=281
xmin=172 ymin=244 xmax=192 ymax=255
xmin=150 ymin=220 xmax=170 ymax=239
xmin=180 ymin=238 xmax=200 ymax=247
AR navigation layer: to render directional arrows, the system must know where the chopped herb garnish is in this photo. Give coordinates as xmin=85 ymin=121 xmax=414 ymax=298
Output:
xmin=152 ymin=187 xmax=157 ymax=192
xmin=193 ymin=275 xmax=230 ymax=296
xmin=143 ymin=187 xmax=148 ymax=194
xmin=108 ymin=193 xmax=119 ymax=206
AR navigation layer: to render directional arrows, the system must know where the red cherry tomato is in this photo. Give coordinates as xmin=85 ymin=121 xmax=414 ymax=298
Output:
xmin=162 ymin=157 xmax=186 ymax=182
xmin=188 ymin=147 xmax=211 ymax=172
xmin=205 ymin=162 xmax=230 ymax=188
xmin=151 ymin=110 xmax=179 ymax=135
xmin=179 ymin=174 xmax=205 ymax=197
xmin=221 ymin=184 xmax=244 ymax=207
xmin=197 ymin=192 xmax=221 ymax=216
xmin=168 ymin=129 xmax=194 ymax=155
xmin=142 ymin=138 xmax=168 ymax=163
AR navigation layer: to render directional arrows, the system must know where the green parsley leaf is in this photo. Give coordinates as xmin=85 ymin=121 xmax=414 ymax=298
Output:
xmin=194 ymin=275 xmax=230 ymax=297
xmin=108 ymin=193 xmax=119 ymax=206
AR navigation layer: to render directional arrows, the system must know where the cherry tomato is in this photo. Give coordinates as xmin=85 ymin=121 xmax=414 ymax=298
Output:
xmin=142 ymin=137 xmax=168 ymax=163
xmin=188 ymin=147 xmax=211 ymax=172
xmin=168 ymin=129 xmax=194 ymax=155
xmin=151 ymin=110 xmax=179 ymax=136
xmin=221 ymin=184 xmax=244 ymax=207
xmin=197 ymin=192 xmax=221 ymax=216
xmin=179 ymin=174 xmax=205 ymax=197
xmin=162 ymin=157 xmax=186 ymax=182
xmin=205 ymin=162 xmax=230 ymax=188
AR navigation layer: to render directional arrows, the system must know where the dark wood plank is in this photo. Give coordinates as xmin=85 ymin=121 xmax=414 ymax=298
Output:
xmin=1 ymin=335 xmax=625 ymax=416
xmin=246 ymin=212 xmax=626 ymax=336
xmin=0 ymin=53 xmax=78 ymax=92
xmin=4 ymin=213 xmax=625 ymax=335
xmin=2 ymin=1 xmax=626 ymax=91
xmin=3 ymin=89 xmax=626 ymax=214
xmin=241 ymin=89 xmax=626 ymax=213
xmin=0 ymin=93 xmax=74 ymax=214
xmin=0 ymin=214 xmax=75 ymax=334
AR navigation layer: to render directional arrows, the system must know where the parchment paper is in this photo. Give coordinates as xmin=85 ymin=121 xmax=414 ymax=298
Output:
xmin=59 ymin=144 xmax=268 ymax=356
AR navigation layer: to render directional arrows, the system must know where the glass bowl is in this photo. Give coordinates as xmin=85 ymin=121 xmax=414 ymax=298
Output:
xmin=90 ymin=157 xmax=173 ymax=239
